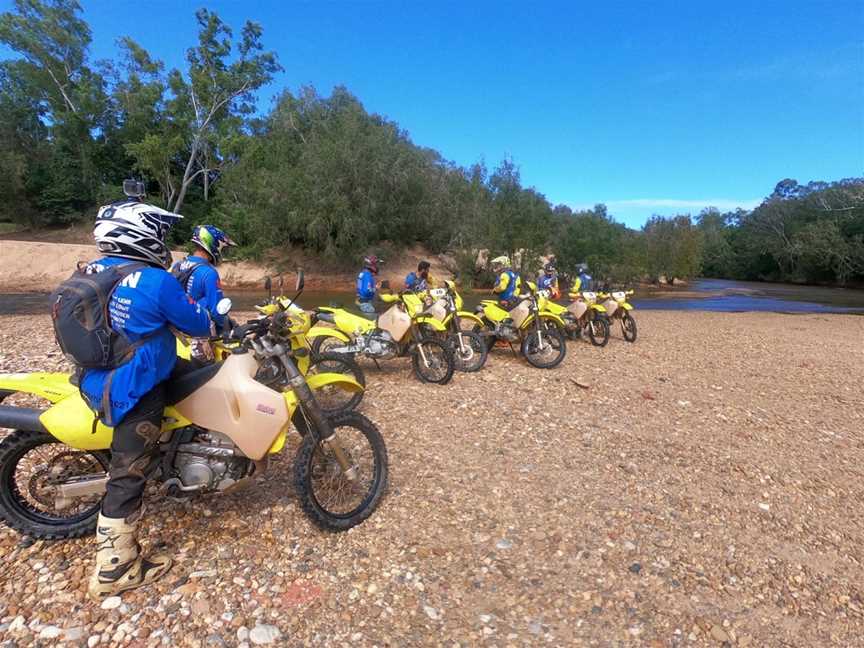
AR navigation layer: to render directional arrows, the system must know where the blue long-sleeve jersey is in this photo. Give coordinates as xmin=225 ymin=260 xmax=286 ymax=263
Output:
xmin=80 ymin=256 xmax=213 ymax=426
xmin=356 ymin=269 xmax=376 ymax=302
xmin=171 ymin=255 xmax=226 ymax=327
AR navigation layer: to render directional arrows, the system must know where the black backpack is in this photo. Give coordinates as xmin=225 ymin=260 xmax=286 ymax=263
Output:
xmin=171 ymin=258 xmax=204 ymax=291
xmin=50 ymin=262 xmax=147 ymax=370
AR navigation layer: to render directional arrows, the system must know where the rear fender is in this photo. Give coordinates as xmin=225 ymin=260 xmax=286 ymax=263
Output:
xmin=456 ymin=311 xmax=485 ymax=328
xmin=0 ymin=372 xmax=78 ymax=404
xmin=414 ymin=315 xmax=447 ymax=332
xmin=306 ymin=327 xmax=351 ymax=343
xmin=38 ymin=395 xmax=193 ymax=451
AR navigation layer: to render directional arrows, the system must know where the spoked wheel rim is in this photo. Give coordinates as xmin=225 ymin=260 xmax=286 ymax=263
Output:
xmin=413 ymin=339 xmax=453 ymax=383
xmin=449 ymin=332 xmax=486 ymax=372
xmin=6 ymin=439 xmax=106 ymax=526
xmin=622 ymin=314 xmax=637 ymax=342
xmin=522 ymin=328 xmax=566 ymax=368
xmin=307 ymin=420 xmax=384 ymax=519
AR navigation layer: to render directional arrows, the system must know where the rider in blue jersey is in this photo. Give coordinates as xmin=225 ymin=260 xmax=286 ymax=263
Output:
xmin=356 ymin=255 xmax=381 ymax=313
xmin=81 ymin=187 xmax=214 ymax=601
xmin=171 ymin=225 xmax=237 ymax=329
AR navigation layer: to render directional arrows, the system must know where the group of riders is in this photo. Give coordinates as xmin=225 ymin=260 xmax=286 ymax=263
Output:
xmin=355 ymin=254 xmax=594 ymax=312
xmin=39 ymin=180 xmax=597 ymax=602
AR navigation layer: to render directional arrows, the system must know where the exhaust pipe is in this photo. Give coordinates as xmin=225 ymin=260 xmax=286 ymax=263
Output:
xmin=0 ymin=406 xmax=48 ymax=433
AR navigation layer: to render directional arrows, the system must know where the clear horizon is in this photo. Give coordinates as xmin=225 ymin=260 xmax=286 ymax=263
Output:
xmin=1 ymin=0 xmax=861 ymax=227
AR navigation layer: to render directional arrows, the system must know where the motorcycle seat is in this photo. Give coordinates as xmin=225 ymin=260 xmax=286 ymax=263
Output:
xmin=166 ymin=363 xmax=221 ymax=405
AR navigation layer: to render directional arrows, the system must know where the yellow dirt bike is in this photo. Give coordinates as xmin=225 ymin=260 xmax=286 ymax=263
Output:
xmin=544 ymin=291 xmax=610 ymax=346
xmin=0 ymin=274 xmax=387 ymax=539
xmin=475 ymin=283 xmax=567 ymax=369
xmin=308 ymin=290 xmax=455 ymax=384
xmin=597 ymin=289 xmax=638 ymax=342
xmin=417 ymin=281 xmax=488 ymax=372
xmin=177 ymin=276 xmax=366 ymax=414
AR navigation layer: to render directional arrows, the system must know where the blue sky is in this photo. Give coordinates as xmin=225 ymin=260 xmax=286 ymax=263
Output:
xmin=2 ymin=0 xmax=862 ymax=227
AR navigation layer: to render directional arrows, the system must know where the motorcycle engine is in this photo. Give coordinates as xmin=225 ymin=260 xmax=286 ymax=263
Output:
xmin=497 ymin=320 xmax=519 ymax=342
xmin=169 ymin=431 xmax=255 ymax=493
xmin=364 ymin=331 xmax=399 ymax=359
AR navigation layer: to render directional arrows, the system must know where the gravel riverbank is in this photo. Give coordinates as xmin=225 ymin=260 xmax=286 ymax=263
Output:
xmin=1 ymin=311 xmax=862 ymax=647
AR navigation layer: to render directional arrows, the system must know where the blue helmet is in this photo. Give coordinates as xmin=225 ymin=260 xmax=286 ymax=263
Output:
xmin=191 ymin=225 xmax=236 ymax=264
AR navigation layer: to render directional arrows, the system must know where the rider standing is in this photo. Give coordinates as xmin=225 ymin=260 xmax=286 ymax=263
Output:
xmin=405 ymin=260 xmax=433 ymax=292
xmin=81 ymin=184 xmax=213 ymax=600
xmin=356 ymin=255 xmax=381 ymax=314
xmin=490 ymin=255 xmax=521 ymax=308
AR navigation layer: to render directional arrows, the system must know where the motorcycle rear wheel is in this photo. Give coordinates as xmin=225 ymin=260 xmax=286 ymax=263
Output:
xmin=294 ymin=412 xmax=388 ymax=531
xmin=310 ymin=334 xmax=355 ymax=359
xmin=521 ymin=327 xmax=567 ymax=369
xmin=0 ymin=430 xmax=108 ymax=539
xmin=412 ymin=337 xmax=455 ymax=384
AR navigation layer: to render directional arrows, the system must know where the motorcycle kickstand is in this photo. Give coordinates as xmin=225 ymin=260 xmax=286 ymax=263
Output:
xmin=372 ymin=358 xmax=382 ymax=371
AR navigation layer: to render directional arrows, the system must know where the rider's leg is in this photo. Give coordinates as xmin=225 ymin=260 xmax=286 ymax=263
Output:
xmin=88 ymin=384 xmax=172 ymax=600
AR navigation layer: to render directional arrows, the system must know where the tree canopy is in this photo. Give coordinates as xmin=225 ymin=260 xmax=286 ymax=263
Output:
xmin=1 ymin=1 xmax=862 ymax=287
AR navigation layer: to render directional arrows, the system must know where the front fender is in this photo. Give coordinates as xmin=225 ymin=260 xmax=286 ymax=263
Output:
xmin=414 ymin=315 xmax=448 ymax=332
xmin=589 ymin=304 xmax=608 ymax=313
xmin=0 ymin=372 xmax=78 ymax=404
xmin=619 ymin=302 xmax=633 ymax=310
xmin=456 ymin=311 xmax=485 ymax=328
xmin=306 ymin=326 xmax=351 ymax=342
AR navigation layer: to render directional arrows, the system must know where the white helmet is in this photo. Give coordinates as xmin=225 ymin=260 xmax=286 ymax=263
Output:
xmin=93 ymin=200 xmax=183 ymax=268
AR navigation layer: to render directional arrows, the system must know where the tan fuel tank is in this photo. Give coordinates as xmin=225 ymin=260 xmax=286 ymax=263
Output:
xmin=173 ymin=353 xmax=289 ymax=460
xmin=508 ymin=300 xmax=530 ymax=328
xmin=376 ymin=304 xmax=412 ymax=342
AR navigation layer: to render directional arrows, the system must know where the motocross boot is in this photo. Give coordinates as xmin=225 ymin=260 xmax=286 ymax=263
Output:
xmin=87 ymin=511 xmax=172 ymax=600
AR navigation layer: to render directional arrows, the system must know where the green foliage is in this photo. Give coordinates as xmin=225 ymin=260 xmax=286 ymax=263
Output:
xmin=1 ymin=2 xmax=861 ymax=288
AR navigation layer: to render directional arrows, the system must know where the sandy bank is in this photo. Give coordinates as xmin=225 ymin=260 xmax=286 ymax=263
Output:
xmin=0 ymin=240 xmax=455 ymax=293
xmin=0 ymin=311 xmax=863 ymax=645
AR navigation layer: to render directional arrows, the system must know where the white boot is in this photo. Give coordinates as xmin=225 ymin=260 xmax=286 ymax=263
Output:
xmin=87 ymin=512 xmax=172 ymax=601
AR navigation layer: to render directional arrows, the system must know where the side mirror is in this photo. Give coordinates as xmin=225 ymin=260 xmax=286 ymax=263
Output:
xmin=296 ymin=270 xmax=305 ymax=292
xmin=216 ymin=297 xmax=233 ymax=316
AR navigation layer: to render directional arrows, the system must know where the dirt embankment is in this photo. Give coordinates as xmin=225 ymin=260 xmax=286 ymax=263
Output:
xmin=0 ymin=239 xmax=455 ymax=293
xmin=1 ymin=311 xmax=863 ymax=646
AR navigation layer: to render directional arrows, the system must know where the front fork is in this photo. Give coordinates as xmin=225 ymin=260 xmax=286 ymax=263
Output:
xmin=281 ymin=355 xmax=357 ymax=481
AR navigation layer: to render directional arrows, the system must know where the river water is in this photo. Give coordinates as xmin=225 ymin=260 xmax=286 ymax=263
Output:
xmin=2 ymin=279 xmax=863 ymax=316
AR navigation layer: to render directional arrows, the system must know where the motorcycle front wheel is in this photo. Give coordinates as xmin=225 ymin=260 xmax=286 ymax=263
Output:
xmin=0 ymin=430 xmax=108 ymax=539
xmin=587 ymin=315 xmax=610 ymax=347
xmin=412 ymin=337 xmax=455 ymax=384
xmin=521 ymin=326 xmax=567 ymax=369
xmin=622 ymin=313 xmax=638 ymax=342
xmin=294 ymin=412 xmax=388 ymax=531
xmin=448 ymin=330 xmax=488 ymax=372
